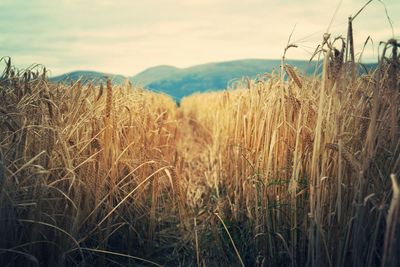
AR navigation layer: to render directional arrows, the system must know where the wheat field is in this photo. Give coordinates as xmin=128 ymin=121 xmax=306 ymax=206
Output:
xmin=0 ymin=35 xmax=399 ymax=266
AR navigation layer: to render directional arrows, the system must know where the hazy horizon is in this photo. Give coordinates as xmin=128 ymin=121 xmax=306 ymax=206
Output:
xmin=1 ymin=0 xmax=399 ymax=76
xmin=49 ymin=57 xmax=381 ymax=78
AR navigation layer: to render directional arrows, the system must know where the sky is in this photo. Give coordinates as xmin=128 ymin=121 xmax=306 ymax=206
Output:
xmin=0 ymin=0 xmax=399 ymax=76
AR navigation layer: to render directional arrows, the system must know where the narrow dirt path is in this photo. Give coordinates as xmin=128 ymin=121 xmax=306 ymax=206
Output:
xmin=177 ymin=117 xmax=209 ymax=171
xmin=175 ymin=110 xmax=214 ymax=209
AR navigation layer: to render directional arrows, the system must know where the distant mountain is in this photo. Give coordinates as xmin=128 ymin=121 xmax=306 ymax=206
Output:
xmin=50 ymin=70 xmax=127 ymax=84
xmin=142 ymin=59 xmax=319 ymax=100
xmin=50 ymin=59 xmax=377 ymax=101
xmin=130 ymin=65 xmax=179 ymax=85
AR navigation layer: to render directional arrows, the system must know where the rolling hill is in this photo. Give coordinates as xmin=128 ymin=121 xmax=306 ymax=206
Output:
xmin=50 ymin=59 xmax=376 ymax=101
xmin=139 ymin=59 xmax=318 ymax=100
xmin=130 ymin=65 xmax=180 ymax=85
xmin=50 ymin=70 xmax=127 ymax=84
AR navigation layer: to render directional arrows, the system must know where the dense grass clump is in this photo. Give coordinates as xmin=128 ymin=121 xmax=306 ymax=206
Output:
xmin=0 ymin=63 xmax=182 ymax=266
xmin=181 ymin=42 xmax=400 ymax=266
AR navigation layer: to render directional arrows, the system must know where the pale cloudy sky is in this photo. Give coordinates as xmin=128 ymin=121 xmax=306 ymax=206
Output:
xmin=0 ymin=0 xmax=399 ymax=76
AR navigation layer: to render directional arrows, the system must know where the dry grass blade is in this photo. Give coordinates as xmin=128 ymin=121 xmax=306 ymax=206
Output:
xmin=215 ymin=213 xmax=245 ymax=267
xmin=75 ymin=248 xmax=163 ymax=267
xmin=0 ymin=152 xmax=4 ymax=190
xmin=18 ymin=219 xmax=85 ymax=264
xmin=382 ymin=174 xmax=400 ymax=267
xmin=0 ymin=248 xmax=39 ymax=266
xmin=194 ymin=217 xmax=200 ymax=267
xmin=10 ymin=150 xmax=46 ymax=184
xmin=97 ymin=166 xmax=172 ymax=227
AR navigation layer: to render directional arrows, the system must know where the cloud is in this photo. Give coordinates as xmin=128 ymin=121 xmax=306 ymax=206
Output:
xmin=0 ymin=0 xmax=399 ymax=75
